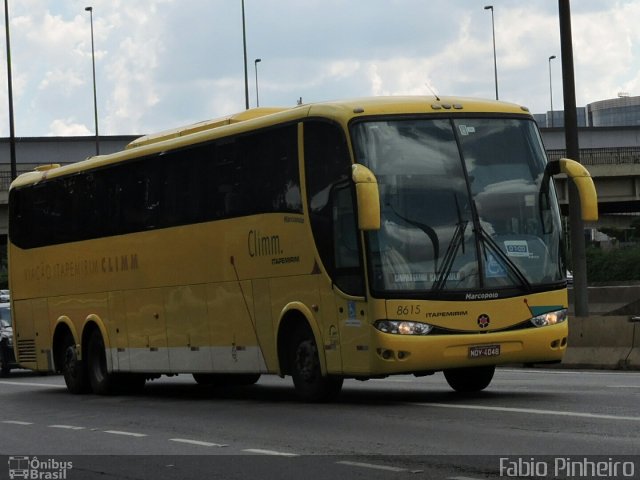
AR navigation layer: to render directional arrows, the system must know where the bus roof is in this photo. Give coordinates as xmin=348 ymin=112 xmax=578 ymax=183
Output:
xmin=128 ymin=96 xmax=530 ymax=149
xmin=10 ymin=96 xmax=532 ymax=189
xmin=125 ymin=107 xmax=287 ymax=149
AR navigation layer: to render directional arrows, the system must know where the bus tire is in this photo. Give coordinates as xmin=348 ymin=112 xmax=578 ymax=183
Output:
xmin=289 ymin=325 xmax=342 ymax=402
xmin=443 ymin=365 xmax=495 ymax=393
xmin=87 ymin=329 xmax=117 ymax=395
xmin=192 ymin=373 xmax=261 ymax=386
xmin=62 ymin=334 xmax=91 ymax=394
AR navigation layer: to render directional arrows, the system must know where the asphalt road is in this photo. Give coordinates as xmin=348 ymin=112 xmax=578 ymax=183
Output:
xmin=0 ymin=368 xmax=638 ymax=479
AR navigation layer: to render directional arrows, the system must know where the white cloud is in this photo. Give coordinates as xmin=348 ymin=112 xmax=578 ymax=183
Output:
xmin=48 ymin=118 xmax=92 ymax=136
xmin=38 ymin=69 xmax=85 ymax=92
xmin=1 ymin=0 xmax=638 ymax=137
xmin=572 ymin=2 xmax=640 ymax=104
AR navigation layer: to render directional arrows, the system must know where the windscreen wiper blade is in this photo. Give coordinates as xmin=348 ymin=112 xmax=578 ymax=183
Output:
xmin=432 ymin=220 xmax=467 ymax=291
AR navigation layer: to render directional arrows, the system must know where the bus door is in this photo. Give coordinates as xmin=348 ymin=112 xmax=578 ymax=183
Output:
xmin=327 ymin=184 xmax=370 ymax=374
xmin=304 ymin=120 xmax=370 ymax=375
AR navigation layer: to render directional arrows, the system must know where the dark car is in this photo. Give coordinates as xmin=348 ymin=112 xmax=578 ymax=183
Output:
xmin=0 ymin=302 xmax=17 ymax=376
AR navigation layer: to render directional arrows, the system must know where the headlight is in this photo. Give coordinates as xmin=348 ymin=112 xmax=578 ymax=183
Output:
xmin=530 ymin=308 xmax=568 ymax=327
xmin=374 ymin=320 xmax=433 ymax=335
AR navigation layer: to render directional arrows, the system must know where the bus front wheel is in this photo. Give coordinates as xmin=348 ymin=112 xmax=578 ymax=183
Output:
xmin=443 ymin=365 xmax=495 ymax=393
xmin=61 ymin=334 xmax=90 ymax=394
xmin=289 ymin=325 xmax=343 ymax=402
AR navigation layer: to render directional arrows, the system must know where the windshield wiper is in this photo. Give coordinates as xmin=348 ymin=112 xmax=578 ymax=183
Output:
xmin=432 ymin=221 xmax=467 ymax=291
xmin=433 ymin=194 xmax=468 ymax=291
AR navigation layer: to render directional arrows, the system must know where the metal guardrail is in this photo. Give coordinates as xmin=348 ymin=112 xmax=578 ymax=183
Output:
xmin=547 ymin=146 xmax=640 ymax=165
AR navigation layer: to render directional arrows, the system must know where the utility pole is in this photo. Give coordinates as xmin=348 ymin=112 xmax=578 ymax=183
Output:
xmin=559 ymin=0 xmax=589 ymax=317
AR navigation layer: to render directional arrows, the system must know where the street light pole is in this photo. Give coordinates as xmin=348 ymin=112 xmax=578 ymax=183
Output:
xmin=241 ymin=0 xmax=249 ymax=110
xmin=254 ymin=58 xmax=261 ymax=107
xmin=85 ymin=6 xmax=99 ymax=156
xmin=3 ymin=0 xmax=17 ymax=180
xmin=484 ymin=5 xmax=498 ymax=100
xmin=548 ymin=55 xmax=556 ymax=127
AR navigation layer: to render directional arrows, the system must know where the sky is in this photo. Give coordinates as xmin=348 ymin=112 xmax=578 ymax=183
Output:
xmin=0 ymin=0 xmax=639 ymax=137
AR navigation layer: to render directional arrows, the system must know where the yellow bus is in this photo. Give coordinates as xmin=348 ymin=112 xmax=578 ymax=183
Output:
xmin=8 ymin=96 xmax=597 ymax=401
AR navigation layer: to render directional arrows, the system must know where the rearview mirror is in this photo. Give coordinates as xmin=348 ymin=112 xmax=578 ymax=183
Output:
xmin=544 ymin=158 xmax=598 ymax=222
xmin=351 ymin=164 xmax=381 ymax=231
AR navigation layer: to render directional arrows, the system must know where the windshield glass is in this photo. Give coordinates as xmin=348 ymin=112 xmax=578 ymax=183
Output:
xmin=351 ymin=117 xmax=564 ymax=295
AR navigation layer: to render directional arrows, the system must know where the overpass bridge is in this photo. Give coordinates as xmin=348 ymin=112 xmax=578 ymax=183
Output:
xmin=542 ymin=125 xmax=640 ymax=230
xmin=549 ymin=146 xmax=640 ymax=228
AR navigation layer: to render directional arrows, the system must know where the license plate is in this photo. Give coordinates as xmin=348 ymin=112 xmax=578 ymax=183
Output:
xmin=468 ymin=344 xmax=500 ymax=358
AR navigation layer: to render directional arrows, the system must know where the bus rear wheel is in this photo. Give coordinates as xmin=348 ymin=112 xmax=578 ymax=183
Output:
xmin=443 ymin=365 xmax=495 ymax=393
xmin=87 ymin=329 xmax=118 ymax=395
xmin=61 ymin=334 xmax=90 ymax=394
xmin=289 ymin=325 xmax=342 ymax=402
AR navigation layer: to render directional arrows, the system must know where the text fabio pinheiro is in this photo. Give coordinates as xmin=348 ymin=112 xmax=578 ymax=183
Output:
xmin=499 ymin=457 xmax=635 ymax=478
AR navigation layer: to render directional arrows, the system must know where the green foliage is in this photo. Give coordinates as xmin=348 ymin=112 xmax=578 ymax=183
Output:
xmin=586 ymin=245 xmax=640 ymax=283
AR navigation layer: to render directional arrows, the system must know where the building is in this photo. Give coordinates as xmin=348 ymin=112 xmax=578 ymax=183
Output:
xmin=587 ymin=95 xmax=640 ymax=127
xmin=535 ymin=95 xmax=640 ymax=128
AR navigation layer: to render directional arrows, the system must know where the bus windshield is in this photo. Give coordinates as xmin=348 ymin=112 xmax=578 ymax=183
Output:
xmin=352 ymin=116 xmax=564 ymax=295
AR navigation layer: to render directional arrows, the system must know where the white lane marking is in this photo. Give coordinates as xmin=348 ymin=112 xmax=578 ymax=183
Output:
xmin=103 ymin=430 xmax=147 ymax=437
xmin=49 ymin=425 xmax=85 ymax=430
xmin=169 ymin=438 xmax=228 ymax=447
xmin=0 ymin=380 xmax=65 ymax=388
xmin=2 ymin=420 xmax=33 ymax=425
xmin=416 ymin=402 xmax=640 ymax=422
xmin=337 ymin=461 xmax=407 ymax=472
xmin=242 ymin=449 xmax=299 ymax=457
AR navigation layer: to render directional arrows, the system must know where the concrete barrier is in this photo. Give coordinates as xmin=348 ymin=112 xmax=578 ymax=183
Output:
xmin=561 ymin=315 xmax=638 ymax=369
xmin=556 ymin=285 xmax=640 ymax=370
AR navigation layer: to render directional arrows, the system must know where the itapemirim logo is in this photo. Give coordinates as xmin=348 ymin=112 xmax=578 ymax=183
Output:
xmin=8 ymin=456 xmax=73 ymax=480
